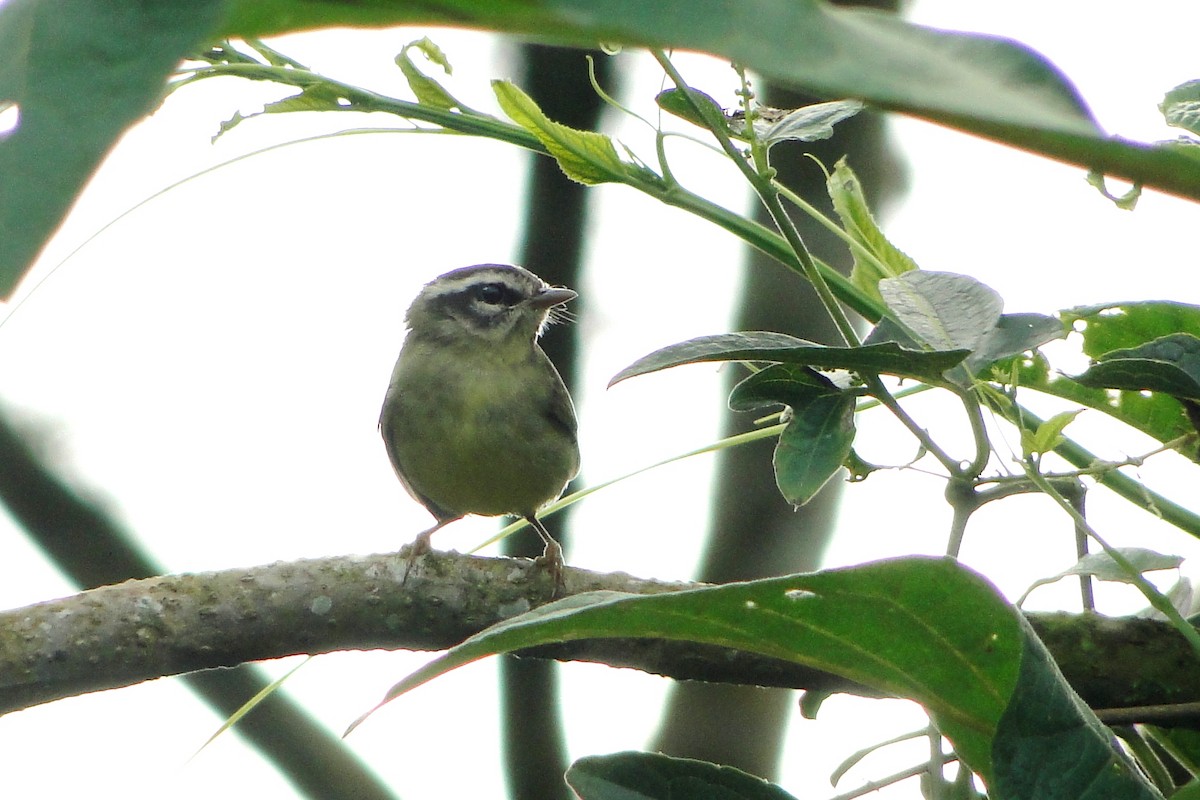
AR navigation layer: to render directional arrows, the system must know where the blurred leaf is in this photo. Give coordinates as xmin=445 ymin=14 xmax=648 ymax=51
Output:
xmin=828 ymin=158 xmax=919 ymax=302
xmin=1074 ymin=333 xmax=1200 ymax=400
xmin=1086 ymin=169 xmax=1142 ymax=209
xmin=10 ymin=0 xmax=1200 ymax=299
xmin=352 ymin=557 xmax=1159 ymax=796
xmin=0 ymin=0 xmax=225 ymax=298
xmin=493 ymin=80 xmax=629 ymax=184
xmin=567 ymin=751 xmax=799 ymax=800
xmin=1020 ymin=409 xmax=1084 ymax=458
xmin=1171 ymin=781 xmax=1200 ymax=800
xmin=1162 ymin=80 xmax=1200 ymax=137
xmin=879 ymin=271 xmax=1004 ymax=353
xmin=609 ymin=332 xmax=968 ymax=387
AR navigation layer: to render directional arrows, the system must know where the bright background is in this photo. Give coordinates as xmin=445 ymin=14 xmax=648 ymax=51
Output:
xmin=1 ymin=2 xmax=1198 ymax=798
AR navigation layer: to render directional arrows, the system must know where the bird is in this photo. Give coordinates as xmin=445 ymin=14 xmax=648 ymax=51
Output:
xmin=379 ymin=263 xmax=580 ymax=590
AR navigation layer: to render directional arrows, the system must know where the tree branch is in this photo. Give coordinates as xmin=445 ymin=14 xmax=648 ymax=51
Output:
xmin=2 ymin=551 xmax=1196 ymax=717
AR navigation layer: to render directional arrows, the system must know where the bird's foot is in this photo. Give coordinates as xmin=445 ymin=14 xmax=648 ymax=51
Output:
xmin=401 ymin=528 xmax=436 ymax=584
xmin=533 ymin=537 xmax=566 ymax=598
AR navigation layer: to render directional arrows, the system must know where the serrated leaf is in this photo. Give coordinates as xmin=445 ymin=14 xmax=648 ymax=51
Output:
xmin=828 ymin=158 xmax=919 ymax=302
xmin=879 ymin=271 xmax=1004 ymax=353
xmin=211 ymin=83 xmax=351 ymax=143
xmin=1073 ymin=333 xmax=1200 ymax=400
xmin=493 ymin=79 xmax=627 ymax=185
xmin=608 ymin=332 xmax=969 ymax=387
xmin=395 ymin=37 xmax=461 ymax=110
xmin=774 ymin=391 xmax=856 ymax=507
xmin=567 ymin=751 xmax=799 ymax=800
xmin=1021 ymin=409 xmax=1083 ymax=458
xmin=1162 ymin=79 xmax=1200 ymax=137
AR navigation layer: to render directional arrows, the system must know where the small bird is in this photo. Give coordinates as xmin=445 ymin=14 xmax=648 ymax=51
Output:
xmin=379 ymin=264 xmax=580 ymax=588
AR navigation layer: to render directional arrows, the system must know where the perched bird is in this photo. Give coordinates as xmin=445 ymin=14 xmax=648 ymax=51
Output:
xmin=379 ymin=264 xmax=580 ymax=588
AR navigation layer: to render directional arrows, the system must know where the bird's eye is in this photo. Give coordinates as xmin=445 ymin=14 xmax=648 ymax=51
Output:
xmin=475 ymin=283 xmax=508 ymax=305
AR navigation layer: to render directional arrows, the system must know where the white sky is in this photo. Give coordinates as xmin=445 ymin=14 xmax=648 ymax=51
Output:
xmin=1 ymin=2 xmax=1199 ymax=798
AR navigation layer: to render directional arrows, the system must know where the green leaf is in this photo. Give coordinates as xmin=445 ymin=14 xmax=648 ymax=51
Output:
xmin=993 ymin=619 xmax=1161 ymax=800
xmin=773 ymin=391 xmax=856 ymax=507
xmin=967 ymin=313 xmax=1066 ymax=375
xmin=1016 ymin=548 xmax=1183 ymax=607
xmin=0 ymin=0 xmax=226 ymax=298
xmin=608 ymin=332 xmax=969 ymax=387
xmin=492 ymin=79 xmax=628 ymax=184
xmin=727 ymin=363 xmax=839 ymax=411
xmin=1014 ymin=303 xmax=1200 ymax=455
xmin=12 ymin=0 xmax=1200 ymax=298
xmin=1086 ymin=169 xmax=1142 ymax=210
xmin=1020 ymin=409 xmax=1084 ymax=458
xmin=567 ymin=751 xmax=799 ymax=800
xmin=1064 ymin=302 xmax=1200 ymax=354
xmin=352 ymin=557 xmax=1157 ymax=796
xmin=1073 ymin=333 xmax=1200 ymax=400
xmin=731 ymin=365 xmax=856 ymax=506
xmin=879 ymin=271 xmax=1004 ymax=353
xmin=395 ymin=37 xmax=462 ymax=110
xmin=655 ymin=87 xmax=728 ymax=132
xmin=828 ymin=158 xmax=919 ymax=302
xmin=1162 ymin=80 xmax=1200 ymax=137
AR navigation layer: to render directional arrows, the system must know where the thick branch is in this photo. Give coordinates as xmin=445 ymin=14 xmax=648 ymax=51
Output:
xmin=1 ymin=551 xmax=1196 ymax=716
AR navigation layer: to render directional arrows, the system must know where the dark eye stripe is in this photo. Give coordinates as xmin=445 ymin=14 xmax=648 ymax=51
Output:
xmin=473 ymin=282 xmax=523 ymax=306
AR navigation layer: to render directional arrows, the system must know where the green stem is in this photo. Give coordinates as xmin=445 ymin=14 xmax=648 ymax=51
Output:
xmin=1023 ymin=465 xmax=1200 ymax=660
xmin=651 ymin=50 xmax=860 ymax=348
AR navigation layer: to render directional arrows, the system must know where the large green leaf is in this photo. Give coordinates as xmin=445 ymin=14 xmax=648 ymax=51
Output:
xmin=0 ymin=0 xmax=225 ymax=297
xmin=6 ymin=1 xmax=1200 ymax=298
xmin=992 ymin=621 xmax=1159 ymax=800
xmin=221 ymin=1 xmax=1200 ymax=204
xmin=609 ymin=332 xmax=969 ymax=387
xmin=350 ymin=557 xmax=1159 ymax=797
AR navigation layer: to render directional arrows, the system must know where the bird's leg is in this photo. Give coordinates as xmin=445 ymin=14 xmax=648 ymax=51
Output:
xmin=526 ymin=515 xmax=566 ymax=596
xmin=402 ymin=518 xmax=454 ymax=583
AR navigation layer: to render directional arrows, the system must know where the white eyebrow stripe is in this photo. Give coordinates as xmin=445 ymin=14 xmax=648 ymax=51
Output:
xmin=420 ymin=269 xmax=538 ymax=300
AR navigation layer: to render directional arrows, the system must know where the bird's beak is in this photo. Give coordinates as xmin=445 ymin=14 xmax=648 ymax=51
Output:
xmin=529 ymin=287 xmax=577 ymax=310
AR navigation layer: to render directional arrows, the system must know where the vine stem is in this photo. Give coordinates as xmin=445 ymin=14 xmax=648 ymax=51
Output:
xmin=1022 ymin=464 xmax=1200 ymax=659
xmin=651 ymin=50 xmax=860 ymax=349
